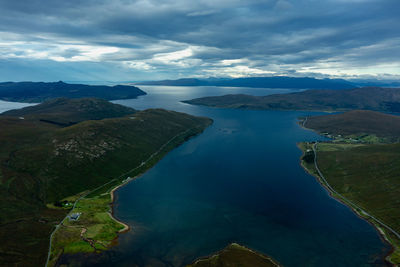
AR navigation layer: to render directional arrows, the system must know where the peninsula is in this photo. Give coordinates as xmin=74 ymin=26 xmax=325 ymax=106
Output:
xmin=0 ymin=81 xmax=146 ymax=103
xmin=0 ymin=98 xmax=212 ymax=266
xmin=183 ymin=87 xmax=400 ymax=112
xmin=299 ymin=110 xmax=400 ymax=265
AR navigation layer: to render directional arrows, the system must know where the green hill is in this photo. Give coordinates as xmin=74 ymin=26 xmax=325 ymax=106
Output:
xmin=303 ymin=110 xmax=400 ymax=143
xmin=0 ymin=81 xmax=146 ymax=103
xmin=184 ymin=87 xmax=400 ymax=112
xmin=0 ymin=99 xmax=212 ymax=266
xmin=3 ymin=97 xmax=136 ymax=126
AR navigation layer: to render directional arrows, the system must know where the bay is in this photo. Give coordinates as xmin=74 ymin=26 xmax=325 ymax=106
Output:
xmin=98 ymin=86 xmax=390 ymax=267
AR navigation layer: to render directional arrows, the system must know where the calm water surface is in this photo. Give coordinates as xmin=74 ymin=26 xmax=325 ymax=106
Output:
xmin=0 ymin=99 xmax=36 ymax=113
xmin=3 ymin=86 xmax=386 ymax=267
xmin=101 ymin=86 xmax=390 ymax=267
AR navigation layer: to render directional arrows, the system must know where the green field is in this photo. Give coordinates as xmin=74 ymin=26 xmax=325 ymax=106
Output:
xmin=47 ymin=194 xmax=125 ymax=266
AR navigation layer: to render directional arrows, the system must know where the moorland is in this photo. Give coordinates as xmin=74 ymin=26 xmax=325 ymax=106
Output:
xmin=0 ymin=98 xmax=212 ymax=266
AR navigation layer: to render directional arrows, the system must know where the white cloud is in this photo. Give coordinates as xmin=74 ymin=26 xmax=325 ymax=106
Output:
xmin=0 ymin=0 xmax=399 ymax=81
xmin=153 ymin=47 xmax=193 ymax=62
xmin=124 ymin=61 xmax=153 ymax=70
xmin=51 ymin=46 xmax=120 ymax=62
xmin=205 ymin=65 xmax=276 ymax=78
xmin=0 ymin=35 xmax=121 ymax=62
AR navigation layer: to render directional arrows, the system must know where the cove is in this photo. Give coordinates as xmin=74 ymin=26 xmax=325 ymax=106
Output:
xmin=92 ymin=86 xmax=390 ymax=266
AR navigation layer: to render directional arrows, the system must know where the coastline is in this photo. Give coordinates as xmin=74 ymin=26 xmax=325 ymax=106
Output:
xmin=109 ymin=177 xmax=134 ymax=233
xmin=46 ymin=121 xmax=213 ymax=266
xmin=297 ymin=142 xmax=398 ymax=266
xmin=188 ymin=242 xmax=281 ymax=267
xmin=105 ymin=122 xmax=213 ymax=240
xmin=182 ymin=101 xmax=345 ymax=113
xmin=106 ymin=125 xmax=211 ymax=238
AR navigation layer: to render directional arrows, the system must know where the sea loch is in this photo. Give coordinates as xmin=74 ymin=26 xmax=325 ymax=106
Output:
xmin=66 ymin=86 xmax=390 ymax=266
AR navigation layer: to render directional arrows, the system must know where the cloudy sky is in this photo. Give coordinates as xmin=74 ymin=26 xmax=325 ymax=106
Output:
xmin=0 ymin=0 xmax=399 ymax=82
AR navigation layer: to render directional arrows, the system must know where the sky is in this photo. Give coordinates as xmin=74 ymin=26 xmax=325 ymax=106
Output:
xmin=0 ymin=0 xmax=399 ymax=82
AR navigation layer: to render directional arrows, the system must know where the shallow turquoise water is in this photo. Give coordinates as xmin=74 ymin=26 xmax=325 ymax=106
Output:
xmin=72 ymin=86 xmax=390 ymax=266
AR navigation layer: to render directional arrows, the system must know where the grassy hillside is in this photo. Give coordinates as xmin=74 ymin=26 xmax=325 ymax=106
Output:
xmin=299 ymin=109 xmax=400 ymax=264
xmin=301 ymin=143 xmax=400 ymax=264
xmin=303 ymin=110 xmax=400 ymax=143
xmin=184 ymin=87 xmax=400 ymax=112
xmin=187 ymin=243 xmax=280 ymax=267
xmin=0 ymin=81 xmax=146 ymax=103
xmin=0 ymin=99 xmax=212 ymax=266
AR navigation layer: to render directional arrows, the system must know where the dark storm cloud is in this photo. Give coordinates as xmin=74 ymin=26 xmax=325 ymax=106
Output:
xmin=0 ymin=0 xmax=399 ymax=80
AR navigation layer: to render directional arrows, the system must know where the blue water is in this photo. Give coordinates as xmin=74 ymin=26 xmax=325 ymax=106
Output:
xmin=95 ymin=86 xmax=390 ymax=266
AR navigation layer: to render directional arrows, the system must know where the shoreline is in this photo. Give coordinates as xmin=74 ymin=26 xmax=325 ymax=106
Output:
xmin=109 ymin=177 xmax=135 ymax=233
xmin=189 ymin=242 xmax=281 ymax=267
xmin=105 ymin=125 xmax=213 ymax=242
xmin=297 ymin=143 xmax=397 ymax=265
xmin=45 ymin=122 xmax=213 ymax=266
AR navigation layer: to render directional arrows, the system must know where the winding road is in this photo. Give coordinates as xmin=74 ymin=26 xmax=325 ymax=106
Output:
xmin=45 ymin=127 xmax=197 ymax=267
xmin=312 ymin=142 xmax=400 ymax=240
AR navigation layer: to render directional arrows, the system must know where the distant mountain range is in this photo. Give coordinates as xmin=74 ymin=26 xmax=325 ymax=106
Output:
xmin=183 ymin=87 xmax=400 ymax=112
xmin=138 ymin=76 xmax=356 ymax=89
xmin=350 ymin=79 xmax=400 ymax=88
xmin=0 ymin=81 xmax=146 ymax=103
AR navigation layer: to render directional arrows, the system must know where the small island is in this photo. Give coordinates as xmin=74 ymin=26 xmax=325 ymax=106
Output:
xmin=299 ymin=110 xmax=400 ymax=265
xmin=187 ymin=243 xmax=280 ymax=267
xmin=0 ymin=98 xmax=212 ymax=266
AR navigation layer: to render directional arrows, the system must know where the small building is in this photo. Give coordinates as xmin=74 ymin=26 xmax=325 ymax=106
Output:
xmin=68 ymin=212 xmax=82 ymax=221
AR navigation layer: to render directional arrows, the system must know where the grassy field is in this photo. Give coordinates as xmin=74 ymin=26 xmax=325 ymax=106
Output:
xmin=0 ymin=98 xmax=212 ymax=266
xmin=187 ymin=243 xmax=280 ymax=267
xmin=47 ymin=194 xmax=125 ymax=266
xmin=299 ymin=142 xmax=400 ymax=265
